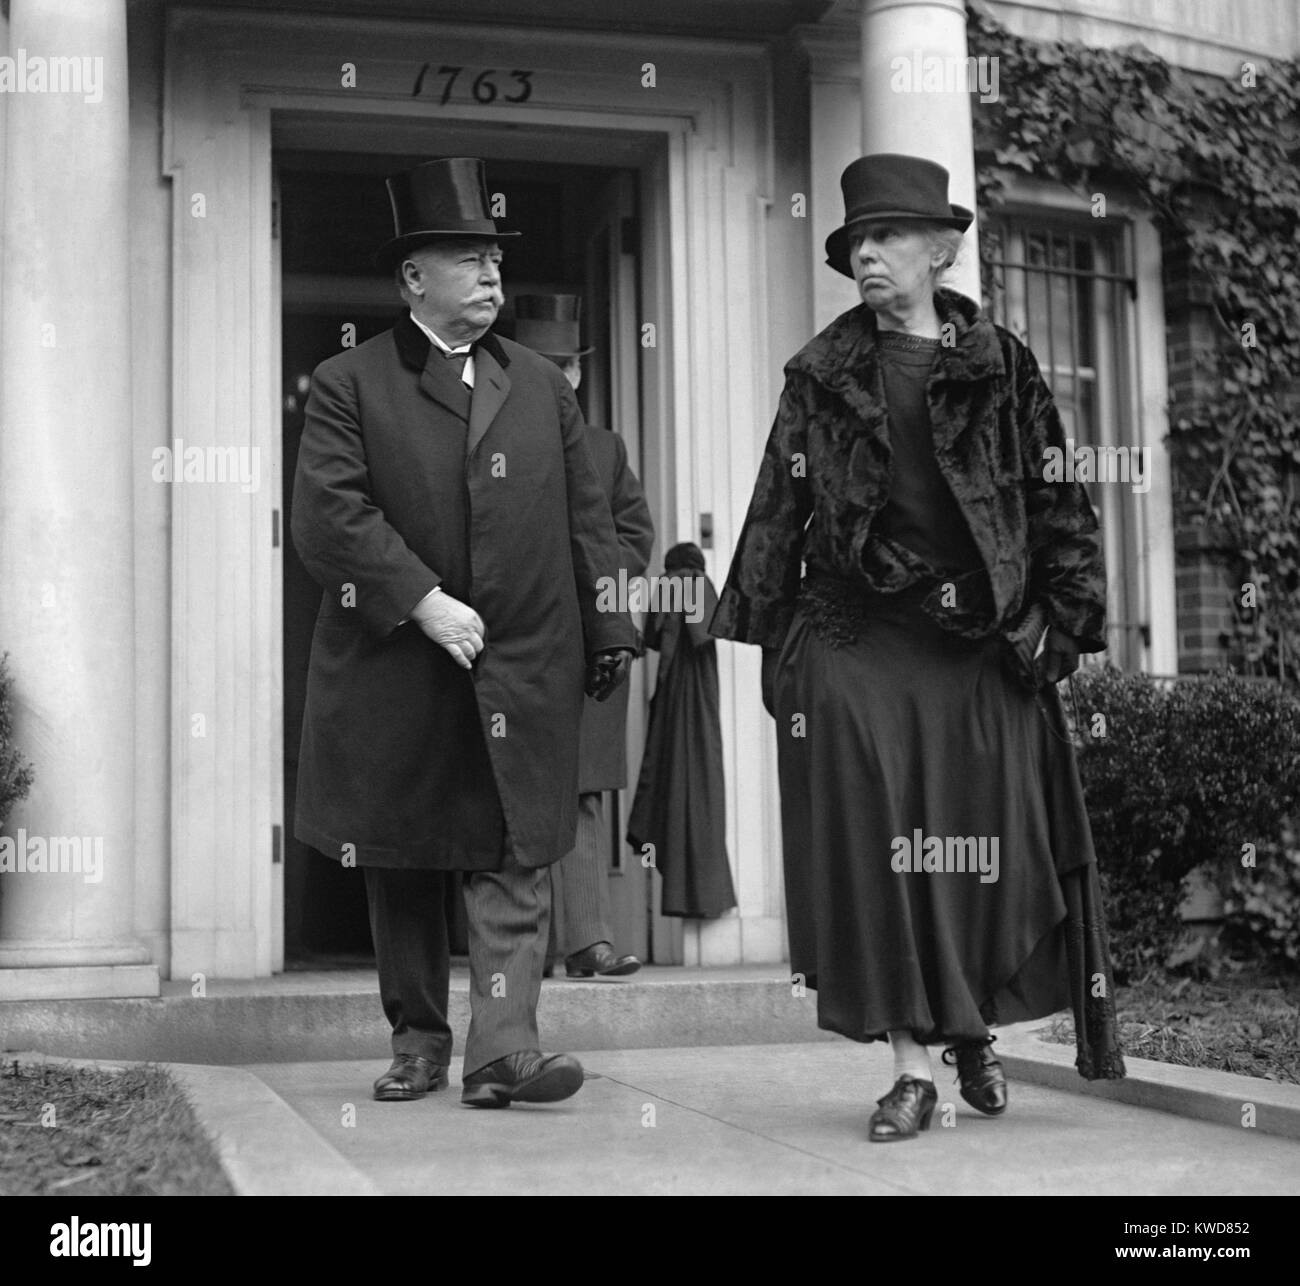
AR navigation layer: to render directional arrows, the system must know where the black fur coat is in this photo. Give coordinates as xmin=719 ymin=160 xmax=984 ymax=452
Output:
xmin=711 ymin=289 xmax=1106 ymax=654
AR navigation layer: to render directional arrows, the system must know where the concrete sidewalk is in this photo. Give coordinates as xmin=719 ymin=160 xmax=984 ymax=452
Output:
xmin=10 ymin=967 xmax=1300 ymax=1195
xmin=175 ymin=1035 xmax=1300 ymax=1196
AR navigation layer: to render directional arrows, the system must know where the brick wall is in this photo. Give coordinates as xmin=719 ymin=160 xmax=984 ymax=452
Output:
xmin=1163 ymin=227 xmax=1239 ymax=674
xmin=1174 ymin=525 xmax=1237 ymax=672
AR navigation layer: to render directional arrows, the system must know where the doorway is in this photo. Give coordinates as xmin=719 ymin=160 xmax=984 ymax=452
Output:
xmin=277 ymin=145 xmax=681 ymax=966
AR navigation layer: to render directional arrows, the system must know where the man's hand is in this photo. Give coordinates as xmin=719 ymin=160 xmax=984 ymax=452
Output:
xmin=410 ymin=588 xmax=485 ymax=670
xmin=585 ymin=647 xmax=634 ymax=702
xmin=1036 ymin=627 xmax=1081 ymax=686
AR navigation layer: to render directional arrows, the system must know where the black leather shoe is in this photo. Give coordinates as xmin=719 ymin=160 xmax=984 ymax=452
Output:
xmin=868 ymin=1075 xmax=938 ymax=1142
xmin=564 ymin=941 xmax=641 ymax=978
xmin=942 ymin=1035 xmax=1008 ymax=1116
xmin=373 ymin=1054 xmax=449 ymax=1101
xmin=461 ymin=1050 xmax=585 ymax=1108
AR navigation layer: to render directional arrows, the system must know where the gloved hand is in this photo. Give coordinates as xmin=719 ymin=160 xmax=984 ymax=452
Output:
xmin=1036 ymin=627 xmax=1081 ymax=686
xmin=761 ymin=647 xmax=779 ymax=717
xmin=585 ymin=647 xmax=635 ymax=702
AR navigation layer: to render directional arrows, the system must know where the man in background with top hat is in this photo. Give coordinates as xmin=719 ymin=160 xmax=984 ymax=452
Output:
xmin=291 ymin=158 xmax=637 ymax=1108
xmin=513 ymin=294 xmax=655 ymax=980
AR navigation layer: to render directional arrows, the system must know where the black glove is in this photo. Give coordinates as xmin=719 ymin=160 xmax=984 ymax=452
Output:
xmin=1036 ymin=627 xmax=1081 ymax=686
xmin=585 ymin=647 xmax=634 ymax=702
xmin=761 ymin=647 xmax=779 ymax=717
xmin=1003 ymin=601 xmax=1049 ymax=692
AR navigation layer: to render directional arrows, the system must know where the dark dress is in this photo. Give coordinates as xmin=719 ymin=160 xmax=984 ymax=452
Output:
xmin=627 ymin=545 xmax=737 ymax=918
xmin=770 ymin=332 xmax=1122 ymax=1070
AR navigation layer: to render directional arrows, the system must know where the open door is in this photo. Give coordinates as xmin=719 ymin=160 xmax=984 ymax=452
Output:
xmin=585 ymin=172 xmax=684 ymax=964
xmin=277 ymin=146 xmax=681 ymax=966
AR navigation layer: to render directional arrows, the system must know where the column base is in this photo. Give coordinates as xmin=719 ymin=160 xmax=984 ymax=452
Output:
xmin=0 ymin=964 xmax=160 ymax=1001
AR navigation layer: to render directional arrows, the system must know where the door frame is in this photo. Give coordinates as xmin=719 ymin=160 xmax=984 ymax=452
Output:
xmin=164 ymin=5 xmax=780 ymax=977
xmin=579 ymin=169 xmax=684 ymax=962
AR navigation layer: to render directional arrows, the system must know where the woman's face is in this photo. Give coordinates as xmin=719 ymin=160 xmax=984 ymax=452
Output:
xmin=847 ymin=220 xmax=941 ymax=314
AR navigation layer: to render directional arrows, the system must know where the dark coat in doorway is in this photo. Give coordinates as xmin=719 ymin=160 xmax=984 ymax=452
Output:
xmin=576 ymin=425 xmax=655 ymax=793
xmin=291 ymin=311 xmax=635 ymax=872
xmin=627 ymin=544 xmax=736 ymax=918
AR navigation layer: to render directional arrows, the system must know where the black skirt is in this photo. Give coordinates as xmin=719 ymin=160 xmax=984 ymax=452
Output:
xmin=774 ymin=585 xmax=1124 ymax=1079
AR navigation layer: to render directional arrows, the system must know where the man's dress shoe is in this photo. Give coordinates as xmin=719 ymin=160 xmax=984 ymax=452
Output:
xmin=461 ymin=1050 xmax=585 ymax=1108
xmin=564 ymin=941 xmax=641 ymax=978
xmin=867 ymin=1075 xmax=938 ymax=1142
xmin=941 ymin=1035 xmax=1008 ymax=1116
xmin=373 ymin=1054 xmax=449 ymax=1102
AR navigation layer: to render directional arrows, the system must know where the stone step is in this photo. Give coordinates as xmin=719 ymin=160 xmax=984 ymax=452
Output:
xmin=0 ymin=965 xmax=836 ymax=1065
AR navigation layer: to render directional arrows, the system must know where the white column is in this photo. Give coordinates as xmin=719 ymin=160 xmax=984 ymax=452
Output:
xmin=798 ymin=29 xmax=868 ymax=334
xmin=859 ymin=0 xmax=982 ymax=302
xmin=0 ymin=4 xmax=7 ymax=325
xmin=0 ymin=0 xmax=158 ymax=999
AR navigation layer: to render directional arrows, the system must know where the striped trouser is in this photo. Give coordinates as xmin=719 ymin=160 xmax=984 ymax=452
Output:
xmin=548 ymin=791 xmax=612 ymax=958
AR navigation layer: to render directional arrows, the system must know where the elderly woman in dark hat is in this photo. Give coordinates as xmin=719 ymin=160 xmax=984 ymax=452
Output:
xmin=711 ymin=153 xmax=1125 ymax=1142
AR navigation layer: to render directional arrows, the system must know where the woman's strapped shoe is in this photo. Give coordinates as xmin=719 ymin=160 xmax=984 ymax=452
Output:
xmin=941 ymin=1035 xmax=1008 ymax=1116
xmin=867 ymin=1075 xmax=938 ymax=1142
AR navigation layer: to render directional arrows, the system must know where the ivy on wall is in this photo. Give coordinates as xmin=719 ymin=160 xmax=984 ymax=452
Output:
xmin=966 ymin=2 xmax=1300 ymax=680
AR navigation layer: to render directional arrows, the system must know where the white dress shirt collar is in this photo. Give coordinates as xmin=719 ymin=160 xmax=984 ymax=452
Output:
xmin=409 ymin=313 xmax=475 ymax=388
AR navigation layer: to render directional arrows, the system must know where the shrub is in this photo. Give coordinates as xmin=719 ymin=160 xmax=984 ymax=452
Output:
xmin=1067 ymin=666 xmax=1300 ymax=978
xmin=0 ymin=653 xmax=34 ymax=829
xmin=1223 ymin=833 xmax=1300 ymax=970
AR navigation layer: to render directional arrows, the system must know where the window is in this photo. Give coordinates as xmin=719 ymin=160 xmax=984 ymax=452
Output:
xmin=983 ymin=215 xmax=1147 ymax=669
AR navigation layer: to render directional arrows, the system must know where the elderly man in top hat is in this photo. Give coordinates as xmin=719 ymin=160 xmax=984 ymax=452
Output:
xmin=291 ymin=157 xmax=637 ymax=1108
xmin=512 ymin=294 xmax=655 ymax=980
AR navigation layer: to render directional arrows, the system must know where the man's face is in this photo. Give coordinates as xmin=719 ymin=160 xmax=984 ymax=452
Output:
xmin=402 ymin=239 xmax=504 ymax=343
xmin=848 ymin=219 xmax=940 ymax=314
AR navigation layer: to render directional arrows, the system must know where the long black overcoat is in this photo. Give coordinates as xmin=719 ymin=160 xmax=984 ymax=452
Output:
xmin=576 ymin=426 xmax=655 ymax=793
xmin=291 ymin=312 xmax=634 ymax=871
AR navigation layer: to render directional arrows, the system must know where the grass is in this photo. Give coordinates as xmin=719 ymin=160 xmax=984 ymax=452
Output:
xmin=1043 ymin=966 xmax=1300 ymax=1085
xmin=0 ymin=1059 xmax=234 ymax=1196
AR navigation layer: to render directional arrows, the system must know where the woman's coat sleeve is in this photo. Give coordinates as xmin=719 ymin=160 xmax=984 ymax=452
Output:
xmin=1013 ymin=340 xmax=1108 ymax=653
xmin=710 ymin=374 xmax=815 ymax=649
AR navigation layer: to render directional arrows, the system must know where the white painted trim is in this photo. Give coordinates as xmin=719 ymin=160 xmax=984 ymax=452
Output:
xmin=982 ymin=0 xmax=1299 ymax=71
xmin=245 ymin=91 xmax=698 ymax=138
xmin=1131 ymin=215 xmax=1178 ymax=675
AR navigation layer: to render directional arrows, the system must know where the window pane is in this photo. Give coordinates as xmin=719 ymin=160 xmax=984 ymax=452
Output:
xmin=983 ymin=214 xmax=1140 ymax=668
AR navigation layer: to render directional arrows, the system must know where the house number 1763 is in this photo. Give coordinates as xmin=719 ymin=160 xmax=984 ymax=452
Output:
xmin=411 ymin=65 xmax=534 ymax=105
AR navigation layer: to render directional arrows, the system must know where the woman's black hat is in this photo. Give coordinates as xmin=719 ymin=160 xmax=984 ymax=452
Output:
xmin=376 ymin=157 xmax=520 ymax=272
xmin=824 ymin=153 xmax=973 ymax=278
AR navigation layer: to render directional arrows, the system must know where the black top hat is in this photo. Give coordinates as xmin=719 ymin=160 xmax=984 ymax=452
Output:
xmin=512 ymin=294 xmax=594 ymax=358
xmin=376 ymin=157 xmax=520 ymax=272
xmin=824 ymin=153 xmax=973 ymax=278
